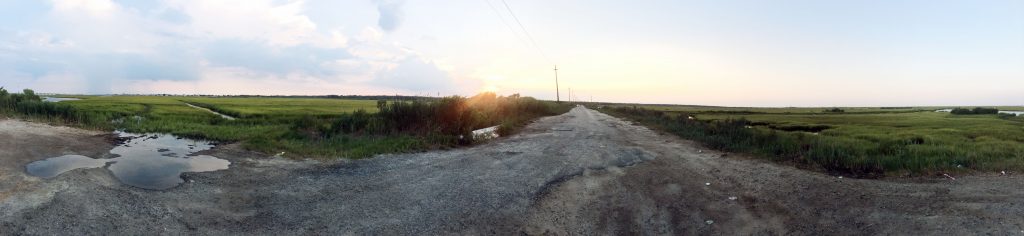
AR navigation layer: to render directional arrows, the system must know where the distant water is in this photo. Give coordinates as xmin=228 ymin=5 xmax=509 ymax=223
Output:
xmin=42 ymin=97 xmax=81 ymax=102
xmin=25 ymin=131 xmax=230 ymax=190
xmin=184 ymin=103 xmax=236 ymax=120
xmin=1001 ymin=111 xmax=1024 ymax=116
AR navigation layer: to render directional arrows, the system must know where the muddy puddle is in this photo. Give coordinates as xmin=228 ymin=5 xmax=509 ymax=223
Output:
xmin=25 ymin=131 xmax=230 ymax=190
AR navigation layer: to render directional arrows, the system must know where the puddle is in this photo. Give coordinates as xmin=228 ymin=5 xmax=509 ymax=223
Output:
xmin=42 ymin=97 xmax=81 ymax=102
xmin=25 ymin=131 xmax=230 ymax=190
xmin=25 ymin=155 xmax=108 ymax=178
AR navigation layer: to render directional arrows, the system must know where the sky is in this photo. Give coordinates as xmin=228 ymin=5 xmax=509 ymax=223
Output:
xmin=0 ymin=0 xmax=1022 ymax=106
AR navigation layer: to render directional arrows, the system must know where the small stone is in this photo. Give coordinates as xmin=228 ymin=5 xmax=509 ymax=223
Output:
xmin=705 ymin=182 xmax=711 ymax=186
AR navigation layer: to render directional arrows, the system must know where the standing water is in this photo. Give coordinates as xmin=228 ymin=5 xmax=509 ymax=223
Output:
xmin=25 ymin=131 xmax=230 ymax=190
xmin=42 ymin=97 xmax=81 ymax=102
xmin=1000 ymin=111 xmax=1024 ymax=116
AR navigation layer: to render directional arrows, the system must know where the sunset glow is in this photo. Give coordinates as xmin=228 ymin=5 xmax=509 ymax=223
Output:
xmin=1 ymin=0 xmax=1021 ymax=106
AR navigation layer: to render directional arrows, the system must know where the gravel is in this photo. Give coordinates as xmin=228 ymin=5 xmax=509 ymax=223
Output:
xmin=2 ymin=107 xmax=1023 ymax=235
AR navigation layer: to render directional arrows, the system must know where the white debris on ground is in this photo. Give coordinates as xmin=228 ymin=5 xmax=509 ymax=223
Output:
xmin=472 ymin=126 xmax=500 ymax=140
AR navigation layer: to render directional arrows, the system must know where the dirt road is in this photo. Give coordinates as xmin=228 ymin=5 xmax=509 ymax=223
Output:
xmin=2 ymin=107 xmax=1023 ymax=235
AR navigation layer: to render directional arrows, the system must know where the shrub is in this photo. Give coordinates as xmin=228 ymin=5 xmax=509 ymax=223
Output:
xmin=315 ymin=93 xmax=569 ymax=147
xmin=972 ymin=107 xmax=998 ymax=114
xmin=0 ymin=88 xmax=116 ymax=128
xmin=951 ymin=107 xmax=998 ymax=115
xmin=950 ymin=108 xmax=973 ymax=115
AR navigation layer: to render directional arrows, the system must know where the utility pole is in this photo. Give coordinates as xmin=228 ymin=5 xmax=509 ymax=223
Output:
xmin=569 ymin=87 xmax=572 ymax=103
xmin=554 ymin=65 xmax=560 ymax=102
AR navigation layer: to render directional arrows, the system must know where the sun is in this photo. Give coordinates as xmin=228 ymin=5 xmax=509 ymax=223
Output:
xmin=480 ymin=85 xmax=499 ymax=94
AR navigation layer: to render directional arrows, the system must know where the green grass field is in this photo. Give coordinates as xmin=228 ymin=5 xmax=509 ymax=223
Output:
xmin=52 ymin=96 xmax=380 ymax=142
xmin=600 ymin=104 xmax=1024 ymax=176
xmin=180 ymin=97 xmax=379 ymax=117
xmin=11 ymin=93 xmax=568 ymax=158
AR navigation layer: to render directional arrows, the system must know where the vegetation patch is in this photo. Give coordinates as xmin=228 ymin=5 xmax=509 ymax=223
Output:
xmin=600 ymin=105 xmax=1024 ymax=177
xmin=1 ymin=88 xmax=570 ymax=159
xmin=951 ymin=107 xmax=999 ymax=115
xmin=767 ymin=124 xmax=831 ymax=133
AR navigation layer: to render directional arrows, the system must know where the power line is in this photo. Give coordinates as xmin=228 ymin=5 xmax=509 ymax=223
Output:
xmin=482 ymin=0 xmax=559 ymax=102
xmin=482 ymin=0 xmax=531 ymax=50
xmin=499 ymin=0 xmax=551 ymax=64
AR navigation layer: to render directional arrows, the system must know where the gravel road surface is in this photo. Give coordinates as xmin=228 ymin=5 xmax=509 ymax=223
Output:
xmin=2 ymin=107 xmax=1023 ymax=235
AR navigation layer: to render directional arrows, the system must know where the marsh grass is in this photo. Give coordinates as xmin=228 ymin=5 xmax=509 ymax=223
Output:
xmin=0 ymin=88 xmax=119 ymax=129
xmin=601 ymin=105 xmax=1024 ymax=176
xmin=2 ymin=90 xmax=569 ymax=159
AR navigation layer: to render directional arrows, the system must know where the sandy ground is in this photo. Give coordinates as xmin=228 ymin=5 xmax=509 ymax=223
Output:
xmin=1 ymin=107 xmax=1023 ymax=235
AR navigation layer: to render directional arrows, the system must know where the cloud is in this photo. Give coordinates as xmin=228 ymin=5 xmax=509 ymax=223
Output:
xmin=374 ymin=56 xmax=456 ymax=93
xmin=50 ymin=0 xmax=118 ymax=16
xmin=201 ymin=39 xmax=353 ymax=75
xmin=0 ymin=0 xmax=473 ymax=96
xmin=167 ymin=0 xmax=320 ymax=47
xmin=375 ymin=0 xmax=405 ymax=32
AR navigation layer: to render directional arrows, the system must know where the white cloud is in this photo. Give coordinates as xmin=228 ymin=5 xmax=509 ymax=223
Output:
xmin=2 ymin=0 xmax=473 ymax=96
xmin=328 ymin=30 xmax=350 ymax=48
xmin=169 ymin=0 xmax=320 ymax=47
xmin=375 ymin=0 xmax=405 ymax=32
xmin=50 ymin=0 xmax=117 ymax=16
xmin=12 ymin=32 xmax=76 ymax=50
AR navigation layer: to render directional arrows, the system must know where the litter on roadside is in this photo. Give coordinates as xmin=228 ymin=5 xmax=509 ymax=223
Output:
xmin=943 ymin=173 xmax=956 ymax=180
xmin=728 ymin=196 xmax=737 ymax=201
xmin=705 ymin=182 xmax=711 ymax=186
xmin=705 ymin=220 xmax=714 ymax=225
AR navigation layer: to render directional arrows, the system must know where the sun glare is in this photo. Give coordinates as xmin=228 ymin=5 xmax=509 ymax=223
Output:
xmin=481 ymin=85 xmax=499 ymax=94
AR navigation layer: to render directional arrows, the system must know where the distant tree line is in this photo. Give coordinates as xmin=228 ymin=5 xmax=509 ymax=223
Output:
xmin=950 ymin=107 xmax=998 ymax=115
xmin=824 ymin=108 xmax=845 ymax=113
